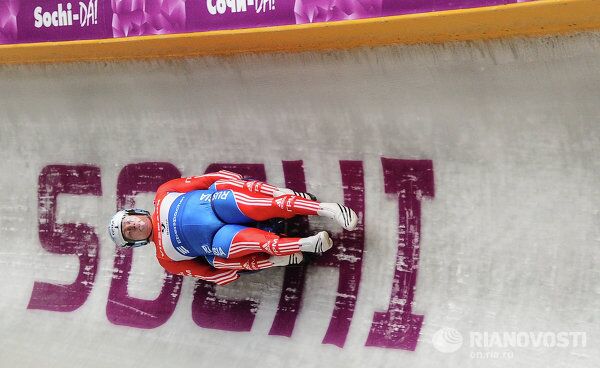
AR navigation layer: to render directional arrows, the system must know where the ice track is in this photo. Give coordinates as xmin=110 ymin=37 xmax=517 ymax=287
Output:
xmin=0 ymin=32 xmax=599 ymax=368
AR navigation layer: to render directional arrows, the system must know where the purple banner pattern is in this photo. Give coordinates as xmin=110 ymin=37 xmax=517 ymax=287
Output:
xmin=29 ymin=158 xmax=433 ymax=350
xmin=1 ymin=0 xmax=528 ymax=44
xmin=112 ymin=0 xmax=186 ymax=37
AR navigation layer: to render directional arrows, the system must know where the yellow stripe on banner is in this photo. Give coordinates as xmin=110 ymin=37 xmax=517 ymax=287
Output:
xmin=1 ymin=0 xmax=600 ymax=64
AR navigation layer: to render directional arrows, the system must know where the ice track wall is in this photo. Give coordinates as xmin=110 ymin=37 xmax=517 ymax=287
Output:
xmin=0 ymin=33 xmax=599 ymax=368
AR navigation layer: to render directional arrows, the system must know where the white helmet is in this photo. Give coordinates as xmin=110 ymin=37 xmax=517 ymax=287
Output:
xmin=108 ymin=209 xmax=151 ymax=248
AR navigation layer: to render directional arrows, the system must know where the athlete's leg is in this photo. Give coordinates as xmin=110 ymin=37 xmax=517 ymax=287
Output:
xmin=212 ymin=188 xmax=358 ymax=230
xmin=212 ymin=225 xmax=301 ymax=257
xmin=212 ymin=179 xmax=316 ymax=200
xmin=212 ymin=225 xmax=333 ymax=259
xmin=235 ymin=192 xmax=322 ymax=221
xmin=204 ymin=252 xmax=304 ymax=271
xmin=212 ymin=188 xmax=320 ymax=221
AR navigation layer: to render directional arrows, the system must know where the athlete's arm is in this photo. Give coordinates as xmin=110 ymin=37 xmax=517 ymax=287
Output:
xmin=155 ymin=170 xmax=243 ymax=199
xmin=158 ymin=257 xmax=240 ymax=285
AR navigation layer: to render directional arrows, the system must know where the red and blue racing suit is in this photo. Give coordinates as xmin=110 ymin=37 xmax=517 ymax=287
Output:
xmin=151 ymin=171 xmax=321 ymax=285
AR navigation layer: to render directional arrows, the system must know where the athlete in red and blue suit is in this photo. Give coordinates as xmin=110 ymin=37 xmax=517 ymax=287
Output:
xmin=108 ymin=170 xmax=358 ymax=285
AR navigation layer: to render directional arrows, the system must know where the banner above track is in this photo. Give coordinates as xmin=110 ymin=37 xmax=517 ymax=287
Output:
xmin=1 ymin=0 xmax=531 ymax=44
xmin=0 ymin=0 xmax=599 ymax=63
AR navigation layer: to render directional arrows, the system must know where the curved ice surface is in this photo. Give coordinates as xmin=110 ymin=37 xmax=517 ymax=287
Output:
xmin=0 ymin=32 xmax=599 ymax=368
